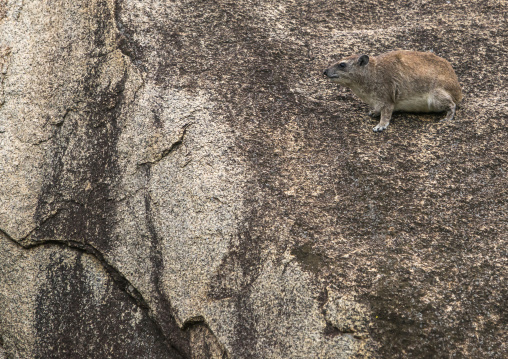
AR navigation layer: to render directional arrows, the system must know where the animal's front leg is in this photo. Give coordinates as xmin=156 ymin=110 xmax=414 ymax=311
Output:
xmin=368 ymin=110 xmax=381 ymax=117
xmin=373 ymin=104 xmax=394 ymax=132
xmin=368 ymin=103 xmax=382 ymax=117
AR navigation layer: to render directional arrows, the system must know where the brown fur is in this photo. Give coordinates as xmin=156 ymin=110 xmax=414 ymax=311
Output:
xmin=323 ymin=50 xmax=462 ymax=132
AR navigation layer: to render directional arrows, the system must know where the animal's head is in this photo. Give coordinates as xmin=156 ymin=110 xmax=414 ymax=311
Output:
xmin=323 ymin=54 xmax=369 ymax=85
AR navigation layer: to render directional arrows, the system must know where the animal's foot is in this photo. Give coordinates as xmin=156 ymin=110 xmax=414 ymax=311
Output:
xmin=440 ymin=113 xmax=455 ymax=122
xmin=373 ymin=124 xmax=388 ymax=132
xmin=441 ymin=105 xmax=456 ymax=122
xmin=368 ymin=110 xmax=380 ymax=118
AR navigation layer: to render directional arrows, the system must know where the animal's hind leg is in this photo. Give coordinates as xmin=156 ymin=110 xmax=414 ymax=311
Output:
xmin=443 ymin=103 xmax=456 ymax=121
xmin=432 ymin=89 xmax=457 ymax=121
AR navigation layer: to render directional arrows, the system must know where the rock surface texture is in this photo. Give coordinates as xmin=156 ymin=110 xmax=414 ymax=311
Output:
xmin=0 ymin=0 xmax=507 ymax=358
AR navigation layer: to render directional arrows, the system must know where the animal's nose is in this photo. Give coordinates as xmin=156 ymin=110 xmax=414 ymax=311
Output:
xmin=323 ymin=69 xmax=328 ymax=76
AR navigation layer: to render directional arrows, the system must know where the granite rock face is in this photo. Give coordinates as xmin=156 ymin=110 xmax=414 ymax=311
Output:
xmin=0 ymin=0 xmax=507 ymax=358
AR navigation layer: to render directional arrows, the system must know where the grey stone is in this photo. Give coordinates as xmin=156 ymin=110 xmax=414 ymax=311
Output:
xmin=0 ymin=0 xmax=506 ymax=358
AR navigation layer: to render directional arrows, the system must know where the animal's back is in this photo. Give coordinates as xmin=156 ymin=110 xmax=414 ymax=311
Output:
xmin=377 ymin=50 xmax=462 ymax=105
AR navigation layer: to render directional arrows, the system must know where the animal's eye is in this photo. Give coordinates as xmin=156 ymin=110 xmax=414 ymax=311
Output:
xmin=339 ymin=62 xmax=346 ymax=68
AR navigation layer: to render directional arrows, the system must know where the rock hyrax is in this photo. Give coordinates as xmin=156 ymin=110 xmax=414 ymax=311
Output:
xmin=323 ymin=50 xmax=462 ymax=132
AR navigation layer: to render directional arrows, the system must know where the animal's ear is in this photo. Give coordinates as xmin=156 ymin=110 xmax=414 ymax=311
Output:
xmin=358 ymin=55 xmax=369 ymax=66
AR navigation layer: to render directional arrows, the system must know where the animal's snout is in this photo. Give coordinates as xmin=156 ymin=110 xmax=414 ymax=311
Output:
xmin=323 ymin=68 xmax=339 ymax=79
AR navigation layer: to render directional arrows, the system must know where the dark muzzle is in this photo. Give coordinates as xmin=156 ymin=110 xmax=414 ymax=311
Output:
xmin=323 ymin=68 xmax=338 ymax=78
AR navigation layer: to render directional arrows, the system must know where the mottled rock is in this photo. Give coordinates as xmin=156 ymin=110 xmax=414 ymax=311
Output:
xmin=324 ymin=290 xmax=370 ymax=339
xmin=0 ymin=234 xmax=174 ymax=358
xmin=0 ymin=0 xmax=506 ymax=358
